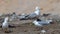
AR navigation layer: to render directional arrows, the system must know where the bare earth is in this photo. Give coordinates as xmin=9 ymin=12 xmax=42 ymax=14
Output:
xmin=0 ymin=0 xmax=60 ymax=34
xmin=0 ymin=20 xmax=60 ymax=34
xmin=0 ymin=0 xmax=60 ymax=14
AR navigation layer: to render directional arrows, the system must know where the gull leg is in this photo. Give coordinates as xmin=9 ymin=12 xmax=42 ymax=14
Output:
xmin=2 ymin=28 xmax=9 ymax=33
xmin=5 ymin=28 xmax=9 ymax=33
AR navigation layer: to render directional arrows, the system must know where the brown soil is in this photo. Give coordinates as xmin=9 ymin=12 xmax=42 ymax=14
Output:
xmin=0 ymin=20 xmax=60 ymax=34
xmin=0 ymin=0 xmax=60 ymax=14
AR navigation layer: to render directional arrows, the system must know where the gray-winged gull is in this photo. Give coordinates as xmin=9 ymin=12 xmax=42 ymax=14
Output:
xmin=33 ymin=19 xmax=52 ymax=26
xmin=2 ymin=17 xmax=9 ymax=32
xmin=11 ymin=12 xmax=17 ymax=19
xmin=9 ymin=12 xmax=18 ymax=21
xmin=27 ymin=6 xmax=40 ymax=19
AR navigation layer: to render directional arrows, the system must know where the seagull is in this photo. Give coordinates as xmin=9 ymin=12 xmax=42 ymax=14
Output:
xmin=27 ymin=6 xmax=40 ymax=19
xmin=11 ymin=12 xmax=17 ymax=19
xmin=2 ymin=17 xmax=9 ymax=32
xmin=33 ymin=19 xmax=52 ymax=26
xmin=9 ymin=12 xmax=18 ymax=21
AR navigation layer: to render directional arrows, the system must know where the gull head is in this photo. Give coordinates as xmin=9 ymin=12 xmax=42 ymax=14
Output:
xmin=34 ymin=6 xmax=40 ymax=15
xmin=33 ymin=20 xmax=42 ymax=26
xmin=35 ymin=6 xmax=40 ymax=10
xmin=4 ymin=17 xmax=9 ymax=22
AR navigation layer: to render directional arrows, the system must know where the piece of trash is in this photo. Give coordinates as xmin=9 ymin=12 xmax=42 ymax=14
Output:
xmin=41 ymin=30 xmax=46 ymax=33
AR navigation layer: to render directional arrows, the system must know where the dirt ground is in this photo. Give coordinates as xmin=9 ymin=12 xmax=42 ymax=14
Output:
xmin=0 ymin=20 xmax=60 ymax=34
xmin=0 ymin=0 xmax=60 ymax=34
xmin=0 ymin=0 xmax=60 ymax=14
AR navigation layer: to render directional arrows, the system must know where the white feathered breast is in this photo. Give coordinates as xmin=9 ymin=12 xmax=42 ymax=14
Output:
xmin=2 ymin=17 xmax=9 ymax=29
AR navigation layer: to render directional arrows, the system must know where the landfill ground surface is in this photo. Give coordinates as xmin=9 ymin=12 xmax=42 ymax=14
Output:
xmin=0 ymin=0 xmax=60 ymax=34
xmin=0 ymin=19 xmax=60 ymax=34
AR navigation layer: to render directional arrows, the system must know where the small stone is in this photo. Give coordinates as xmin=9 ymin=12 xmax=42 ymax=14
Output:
xmin=41 ymin=30 xmax=46 ymax=33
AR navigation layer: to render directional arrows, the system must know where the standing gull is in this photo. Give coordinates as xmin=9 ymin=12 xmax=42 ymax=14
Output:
xmin=2 ymin=17 xmax=9 ymax=33
xmin=27 ymin=6 xmax=40 ymax=19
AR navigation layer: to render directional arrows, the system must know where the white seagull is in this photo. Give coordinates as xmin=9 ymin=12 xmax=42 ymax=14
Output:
xmin=33 ymin=19 xmax=52 ymax=26
xmin=27 ymin=6 xmax=40 ymax=19
xmin=2 ymin=17 xmax=9 ymax=32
